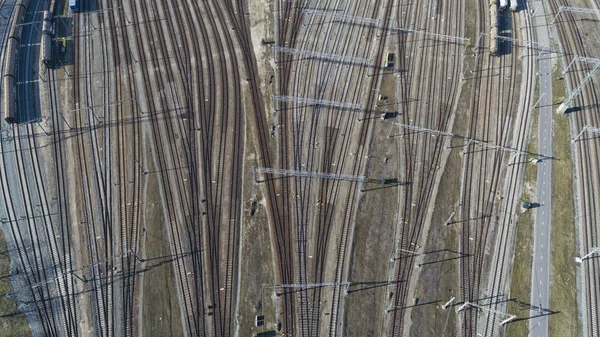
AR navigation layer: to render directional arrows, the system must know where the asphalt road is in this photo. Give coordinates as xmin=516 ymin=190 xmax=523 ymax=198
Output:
xmin=530 ymin=3 xmax=553 ymax=337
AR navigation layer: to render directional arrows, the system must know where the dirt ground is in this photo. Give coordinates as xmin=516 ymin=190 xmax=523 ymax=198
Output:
xmin=404 ymin=6 xmax=477 ymax=334
xmin=237 ymin=100 xmax=277 ymax=336
xmin=139 ymin=170 xmax=183 ymax=337
xmin=237 ymin=1 xmax=278 ymax=336
xmin=340 ymin=62 xmax=398 ymax=336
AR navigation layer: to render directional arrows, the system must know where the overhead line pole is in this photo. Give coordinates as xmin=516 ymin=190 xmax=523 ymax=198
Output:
xmin=572 ymin=125 xmax=600 ymax=142
xmin=389 ymin=122 xmax=529 ymax=155
xmin=455 ymin=301 xmax=517 ymax=325
xmin=557 ymin=62 xmax=600 ymax=114
xmin=575 ymin=247 xmax=600 ymax=263
xmin=563 ymin=56 xmax=600 ymax=74
xmin=551 ymin=6 xmax=600 ymax=25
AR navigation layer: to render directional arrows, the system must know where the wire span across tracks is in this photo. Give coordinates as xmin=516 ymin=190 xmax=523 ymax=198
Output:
xmin=274 ymin=282 xmax=351 ymax=288
xmin=273 ymin=45 xmax=374 ymax=65
xmin=301 ymin=8 xmax=380 ymax=25
xmin=389 ymin=122 xmax=530 ymax=155
xmin=253 ymin=167 xmax=368 ymax=183
xmin=273 ymin=95 xmax=363 ymax=111
xmin=552 ymin=6 xmax=600 ymax=24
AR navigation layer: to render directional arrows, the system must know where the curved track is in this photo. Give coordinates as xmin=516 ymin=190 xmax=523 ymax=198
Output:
xmin=549 ymin=1 xmax=600 ymax=335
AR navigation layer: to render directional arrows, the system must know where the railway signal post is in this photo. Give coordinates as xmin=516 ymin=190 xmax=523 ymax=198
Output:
xmin=557 ymin=62 xmax=600 ymax=114
xmin=575 ymin=247 xmax=600 ymax=263
xmin=572 ymin=125 xmax=600 ymax=142
xmin=551 ymin=6 xmax=600 ymax=25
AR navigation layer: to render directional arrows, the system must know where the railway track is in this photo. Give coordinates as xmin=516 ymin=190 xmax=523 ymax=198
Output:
xmin=279 ymin=1 xmax=385 ymax=335
xmin=109 ymin=6 xmax=138 ymax=337
xmin=458 ymin=4 xmax=494 ymax=333
xmin=457 ymin=2 xmax=525 ymax=336
xmin=18 ymin=121 xmax=74 ymax=335
xmin=118 ymin=1 xmax=248 ymax=336
xmin=189 ymin=1 xmax=245 ymax=335
xmin=0 ymin=1 xmax=560 ymax=336
xmin=479 ymin=6 xmax=538 ymax=336
xmin=266 ymin=0 xmax=470 ymax=335
xmin=384 ymin=0 xmax=466 ymax=335
xmin=0 ymin=0 xmax=261 ymax=336
xmin=0 ymin=136 xmax=56 ymax=336
xmin=12 ymin=126 xmax=62 ymax=337
xmin=127 ymin=1 xmax=199 ymax=334
xmin=549 ymin=0 xmax=600 ymax=336
xmin=82 ymin=6 xmax=115 ymax=335
xmin=93 ymin=0 xmax=145 ymax=335
xmin=73 ymin=20 xmax=110 ymax=337
xmin=268 ymin=0 xmax=388 ymax=335
xmin=46 ymin=48 xmax=80 ymax=337
xmin=0 ymin=0 xmax=82 ymax=335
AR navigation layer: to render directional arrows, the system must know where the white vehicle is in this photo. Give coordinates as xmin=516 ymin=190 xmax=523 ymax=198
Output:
xmin=499 ymin=0 xmax=508 ymax=10
xmin=510 ymin=0 xmax=518 ymax=12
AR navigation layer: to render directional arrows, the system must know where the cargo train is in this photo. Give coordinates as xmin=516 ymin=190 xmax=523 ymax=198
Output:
xmin=4 ymin=0 xmax=31 ymax=124
xmin=489 ymin=27 xmax=498 ymax=56
xmin=42 ymin=11 xmax=52 ymax=35
xmin=42 ymin=35 xmax=52 ymax=67
xmin=489 ymin=2 xmax=498 ymax=56
xmin=3 ymin=40 xmax=18 ymax=124
xmin=490 ymin=5 xmax=498 ymax=29
xmin=41 ymin=10 xmax=53 ymax=67
xmin=489 ymin=0 xmax=518 ymax=56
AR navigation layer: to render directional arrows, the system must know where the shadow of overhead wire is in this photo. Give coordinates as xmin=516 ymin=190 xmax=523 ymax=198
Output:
xmin=346 ymin=279 xmax=404 ymax=294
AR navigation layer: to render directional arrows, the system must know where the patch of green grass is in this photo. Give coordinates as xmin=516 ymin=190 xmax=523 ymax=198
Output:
xmin=506 ymin=100 xmax=538 ymax=337
xmin=0 ymin=229 xmax=32 ymax=337
xmin=464 ymin=1 xmax=478 ymax=43
xmin=140 ymin=158 xmax=183 ymax=337
xmin=548 ymin=67 xmax=578 ymax=337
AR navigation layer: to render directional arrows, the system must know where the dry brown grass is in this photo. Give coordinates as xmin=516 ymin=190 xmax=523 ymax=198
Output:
xmin=505 ymin=98 xmax=538 ymax=336
xmin=140 ymin=171 xmax=183 ymax=337
xmin=0 ymin=229 xmax=32 ymax=337
xmin=548 ymin=67 xmax=578 ymax=337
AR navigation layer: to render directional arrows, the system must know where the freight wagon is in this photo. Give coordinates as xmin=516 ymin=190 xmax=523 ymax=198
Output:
xmin=42 ymin=34 xmax=52 ymax=67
